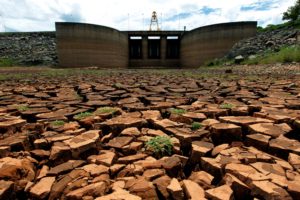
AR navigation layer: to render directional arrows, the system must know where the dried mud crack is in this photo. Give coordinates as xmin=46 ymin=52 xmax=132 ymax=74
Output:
xmin=0 ymin=67 xmax=300 ymax=200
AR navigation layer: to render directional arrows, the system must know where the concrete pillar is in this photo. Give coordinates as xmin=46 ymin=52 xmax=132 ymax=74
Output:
xmin=161 ymin=36 xmax=167 ymax=60
xmin=142 ymin=36 xmax=148 ymax=59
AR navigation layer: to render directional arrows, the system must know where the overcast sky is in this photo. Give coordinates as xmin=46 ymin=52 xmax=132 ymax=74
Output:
xmin=0 ymin=0 xmax=296 ymax=32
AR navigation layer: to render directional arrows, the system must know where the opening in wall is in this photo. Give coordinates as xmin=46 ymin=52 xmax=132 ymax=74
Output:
xmin=166 ymin=36 xmax=179 ymax=59
xmin=129 ymin=36 xmax=142 ymax=59
xmin=148 ymin=36 xmax=161 ymax=59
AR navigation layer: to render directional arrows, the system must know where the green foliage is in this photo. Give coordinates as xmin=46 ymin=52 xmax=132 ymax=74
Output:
xmin=95 ymin=107 xmax=118 ymax=114
xmin=243 ymin=45 xmax=300 ymax=65
xmin=283 ymin=0 xmax=300 ymax=22
xmin=17 ymin=105 xmax=29 ymax=112
xmin=220 ymin=103 xmax=234 ymax=109
xmin=74 ymin=112 xmax=92 ymax=120
xmin=170 ymin=108 xmax=186 ymax=115
xmin=0 ymin=58 xmax=16 ymax=67
xmin=145 ymin=136 xmax=173 ymax=158
xmin=113 ymin=83 xmax=123 ymax=89
xmin=257 ymin=20 xmax=300 ymax=33
xmin=203 ymin=58 xmax=234 ymax=67
xmin=191 ymin=122 xmax=203 ymax=131
xmin=51 ymin=120 xmax=65 ymax=126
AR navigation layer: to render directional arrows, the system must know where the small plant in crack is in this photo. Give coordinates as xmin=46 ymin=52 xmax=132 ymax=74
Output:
xmin=113 ymin=83 xmax=123 ymax=89
xmin=95 ymin=107 xmax=118 ymax=114
xmin=75 ymin=94 xmax=83 ymax=100
xmin=145 ymin=136 xmax=173 ymax=158
xmin=74 ymin=112 xmax=93 ymax=120
xmin=17 ymin=105 xmax=29 ymax=112
xmin=219 ymin=103 xmax=234 ymax=109
xmin=191 ymin=122 xmax=203 ymax=131
xmin=51 ymin=120 xmax=65 ymax=126
xmin=170 ymin=108 xmax=186 ymax=115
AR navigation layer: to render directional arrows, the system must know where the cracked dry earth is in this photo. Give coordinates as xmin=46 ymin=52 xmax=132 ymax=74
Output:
xmin=0 ymin=68 xmax=300 ymax=200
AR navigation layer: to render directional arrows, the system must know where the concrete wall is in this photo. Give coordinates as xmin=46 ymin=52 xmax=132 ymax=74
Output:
xmin=180 ymin=21 xmax=257 ymax=68
xmin=56 ymin=22 xmax=128 ymax=68
xmin=56 ymin=21 xmax=257 ymax=68
xmin=125 ymin=32 xmax=182 ymax=68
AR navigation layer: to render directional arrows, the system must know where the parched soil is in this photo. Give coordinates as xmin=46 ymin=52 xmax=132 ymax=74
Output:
xmin=0 ymin=66 xmax=300 ymax=200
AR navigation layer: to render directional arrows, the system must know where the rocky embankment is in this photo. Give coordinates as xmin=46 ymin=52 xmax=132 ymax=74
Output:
xmin=0 ymin=70 xmax=300 ymax=199
xmin=0 ymin=32 xmax=57 ymax=66
xmin=227 ymin=26 xmax=300 ymax=59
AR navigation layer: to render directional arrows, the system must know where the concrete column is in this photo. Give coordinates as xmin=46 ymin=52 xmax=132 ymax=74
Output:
xmin=142 ymin=36 xmax=148 ymax=59
xmin=161 ymin=36 xmax=167 ymax=59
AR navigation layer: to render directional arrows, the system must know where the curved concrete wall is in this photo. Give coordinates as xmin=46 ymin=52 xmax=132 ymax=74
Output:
xmin=180 ymin=22 xmax=257 ymax=68
xmin=56 ymin=22 xmax=128 ymax=68
xmin=56 ymin=21 xmax=257 ymax=68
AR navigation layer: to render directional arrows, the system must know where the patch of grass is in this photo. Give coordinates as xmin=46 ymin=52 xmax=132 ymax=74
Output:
xmin=75 ymin=94 xmax=83 ymax=100
xmin=113 ymin=83 xmax=123 ymax=89
xmin=257 ymin=20 xmax=300 ymax=32
xmin=203 ymin=58 xmax=234 ymax=67
xmin=170 ymin=108 xmax=186 ymax=115
xmin=74 ymin=112 xmax=92 ymax=120
xmin=191 ymin=122 xmax=203 ymax=131
xmin=145 ymin=136 xmax=173 ymax=158
xmin=220 ymin=103 xmax=234 ymax=109
xmin=17 ymin=105 xmax=29 ymax=112
xmin=95 ymin=107 xmax=118 ymax=114
xmin=243 ymin=45 xmax=300 ymax=65
xmin=0 ymin=58 xmax=17 ymax=67
xmin=51 ymin=120 xmax=65 ymax=126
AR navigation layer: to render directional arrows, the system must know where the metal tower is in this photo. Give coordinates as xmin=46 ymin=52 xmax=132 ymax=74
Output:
xmin=149 ymin=11 xmax=160 ymax=31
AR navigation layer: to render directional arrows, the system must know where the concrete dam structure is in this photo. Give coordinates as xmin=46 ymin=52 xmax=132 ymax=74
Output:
xmin=55 ymin=21 xmax=257 ymax=68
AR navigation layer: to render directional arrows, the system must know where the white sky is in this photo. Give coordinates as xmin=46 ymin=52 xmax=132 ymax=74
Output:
xmin=0 ymin=0 xmax=296 ymax=32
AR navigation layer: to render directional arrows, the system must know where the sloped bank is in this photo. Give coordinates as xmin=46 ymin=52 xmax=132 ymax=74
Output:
xmin=226 ymin=26 xmax=300 ymax=59
xmin=0 ymin=32 xmax=57 ymax=66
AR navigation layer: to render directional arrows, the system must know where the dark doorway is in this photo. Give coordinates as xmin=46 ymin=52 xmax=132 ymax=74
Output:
xmin=166 ymin=36 xmax=179 ymax=59
xmin=129 ymin=36 xmax=142 ymax=59
xmin=148 ymin=36 xmax=161 ymax=59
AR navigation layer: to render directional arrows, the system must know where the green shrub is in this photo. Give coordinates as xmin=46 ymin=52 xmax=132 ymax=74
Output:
xmin=220 ymin=103 xmax=234 ymax=109
xmin=95 ymin=107 xmax=118 ymax=114
xmin=170 ymin=108 xmax=186 ymax=115
xmin=74 ymin=112 xmax=92 ymax=120
xmin=243 ymin=45 xmax=300 ymax=65
xmin=283 ymin=0 xmax=300 ymax=22
xmin=51 ymin=120 xmax=65 ymax=126
xmin=113 ymin=83 xmax=123 ymax=89
xmin=145 ymin=136 xmax=173 ymax=158
xmin=17 ymin=105 xmax=29 ymax=112
xmin=191 ymin=122 xmax=203 ymax=130
xmin=0 ymin=58 xmax=16 ymax=67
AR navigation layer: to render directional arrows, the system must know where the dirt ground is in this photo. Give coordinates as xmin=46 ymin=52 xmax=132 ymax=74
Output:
xmin=0 ymin=65 xmax=300 ymax=199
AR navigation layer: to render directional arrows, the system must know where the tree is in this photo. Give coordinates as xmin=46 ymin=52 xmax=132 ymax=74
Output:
xmin=283 ymin=0 xmax=300 ymax=22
